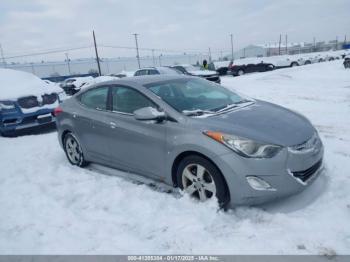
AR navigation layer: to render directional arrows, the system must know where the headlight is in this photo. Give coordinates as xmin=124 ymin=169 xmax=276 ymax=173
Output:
xmin=0 ymin=101 xmax=16 ymax=111
xmin=204 ymin=131 xmax=282 ymax=158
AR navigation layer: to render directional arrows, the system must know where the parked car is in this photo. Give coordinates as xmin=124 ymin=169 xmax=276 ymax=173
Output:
xmin=0 ymin=68 xmax=61 ymax=136
xmin=60 ymin=76 xmax=94 ymax=96
xmin=228 ymin=62 xmax=275 ymax=76
xmin=344 ymin=55 xmax=350 ymax=69
xmin=171 ymin=64 xmax=221 ymax=83
xmin=56 ymin=75 xmax=324 ymax=208
xmin=208 ymin=61 xmax=231 ymax=76
xmin=134 ymin=67 xmax=181 ymax=76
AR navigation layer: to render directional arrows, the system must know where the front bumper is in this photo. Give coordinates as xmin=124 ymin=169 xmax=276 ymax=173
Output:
xmin=1 ymin=109 xmax=56 ymax=135
xmin=215 ymin=141 xmax=324 ymax=206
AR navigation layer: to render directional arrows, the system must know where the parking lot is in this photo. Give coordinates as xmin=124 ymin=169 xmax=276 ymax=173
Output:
xmin=0 ymin=60 xmax=350 ymax=255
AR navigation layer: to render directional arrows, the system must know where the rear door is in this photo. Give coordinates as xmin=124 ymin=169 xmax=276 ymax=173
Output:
xmin=104 ymin=85 xmax=167 ymax=178
xmin=74 ymin=86 xmax=112 ymax=163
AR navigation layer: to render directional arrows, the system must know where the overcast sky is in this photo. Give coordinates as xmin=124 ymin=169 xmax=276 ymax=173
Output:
xmin=0 ymin=0 xmax=349 ymax=61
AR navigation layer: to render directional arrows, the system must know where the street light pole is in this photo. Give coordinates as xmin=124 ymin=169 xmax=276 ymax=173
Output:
xmin=152 ymin=49 xmax=155 ymax=66
xmin=230 ymin=34 xmax=234 ymax=61
xmin=133 ymin=33 xmax=141 ymax=69
xmin=278 ymin=34 xmax=282 ymax=55
xmin=0 ymin=44 xmax=7 ymax=68
xmin=65 ymin=52 xmax=71 ymax=75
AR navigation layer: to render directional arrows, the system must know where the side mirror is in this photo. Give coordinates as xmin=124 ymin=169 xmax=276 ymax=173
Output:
xmin=134 ymin=107 xmax=166 ymax=122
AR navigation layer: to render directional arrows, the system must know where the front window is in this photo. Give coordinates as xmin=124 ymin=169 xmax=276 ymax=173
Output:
xmin=111 ymin=86 xmax=156 ymax=114
xmin=145 ymin=78 xmax=248 ymax=114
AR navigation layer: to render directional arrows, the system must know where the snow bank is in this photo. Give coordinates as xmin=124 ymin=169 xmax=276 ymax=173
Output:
xmin=0 ymin=61 xmax=350 ymax=254
xmin=0 ymin=68 xmax=61 ymax=100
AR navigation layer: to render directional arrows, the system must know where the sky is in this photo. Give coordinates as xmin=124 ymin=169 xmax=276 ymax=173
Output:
xmin=0 ymin=0 xmax=349 ymax=62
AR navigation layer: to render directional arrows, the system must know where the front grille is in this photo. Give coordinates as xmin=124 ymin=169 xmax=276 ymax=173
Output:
xmin=17 ymin=96 xmax=39 ymax=109
xmin=17 ymin=93 xmax=57 ymax=109
xmin=292 ymin=159 xmax=322 ymax=182
xmin=42 ymin=93 xmax=57 ymax=105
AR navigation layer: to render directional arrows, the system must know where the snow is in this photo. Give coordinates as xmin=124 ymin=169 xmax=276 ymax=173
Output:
xmin=84 ymin=75 xmax=120 ymax=86
xmin=0 ymin=61 xmax=350 ymax=254
xmin=0 ymin=68 xmax=62 ymax=101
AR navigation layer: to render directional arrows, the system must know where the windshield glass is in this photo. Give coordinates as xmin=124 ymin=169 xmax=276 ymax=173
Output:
xmin=183 ymin=65 xmax=200 ymax=71
xmin=145 ymin=78 xmax=247 ymax=113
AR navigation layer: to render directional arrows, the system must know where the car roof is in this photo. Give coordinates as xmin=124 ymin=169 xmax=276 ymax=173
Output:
xmin=85 ymin=75 xmax=193 ymax=89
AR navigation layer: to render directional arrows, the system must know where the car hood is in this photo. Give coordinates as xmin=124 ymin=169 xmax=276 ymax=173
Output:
xmin=188 ymin=70 xmax=217 ymax=76
xmin=191 ymin=100 xmax=315 ymax=147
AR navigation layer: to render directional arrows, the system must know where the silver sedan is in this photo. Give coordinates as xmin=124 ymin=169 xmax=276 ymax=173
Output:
xmin=55 ymin=75 xmax=324 ymax=208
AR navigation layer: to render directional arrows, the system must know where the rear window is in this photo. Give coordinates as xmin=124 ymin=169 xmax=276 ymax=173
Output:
xmin=80 ymin=87 xmax=109 ymax=110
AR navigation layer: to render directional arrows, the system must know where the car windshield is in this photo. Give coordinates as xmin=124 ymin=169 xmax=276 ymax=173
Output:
xmin=183 ymin=65 xmax=200 ymax=71
xmin=157 ymin=67 xmax=182 ymax=75
xmin=145 ymin=78 xmax=248 ymax=114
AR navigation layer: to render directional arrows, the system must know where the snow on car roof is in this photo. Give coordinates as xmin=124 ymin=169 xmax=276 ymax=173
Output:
xmin=0 ymin=68 xmax=61 ymax=100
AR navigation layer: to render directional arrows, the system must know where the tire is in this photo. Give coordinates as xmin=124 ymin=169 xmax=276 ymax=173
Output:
xmin=291 ymin=62 xmax=299 ymax=67
xmin=305 ymin=60 xmax=311 ymax=65
xmin=63 ymin=132 xmax=89 ymax=167
xmin=176 ymin=155 xmax=230 ymax=207
xmin=237 ymin=69 xmax=245 ymax=76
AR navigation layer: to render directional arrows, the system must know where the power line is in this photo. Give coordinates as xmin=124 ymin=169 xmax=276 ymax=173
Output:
xmin=3 ymin=46 xmax=93 ymax=59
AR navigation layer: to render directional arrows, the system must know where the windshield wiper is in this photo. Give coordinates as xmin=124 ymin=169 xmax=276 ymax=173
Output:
xmin=182 ymin=109 xmax=216 ymax=116
xmin=212 ymin=100 xmax=252 ymax=113
xmin=214 ymin=104 xmax=238 ymax=113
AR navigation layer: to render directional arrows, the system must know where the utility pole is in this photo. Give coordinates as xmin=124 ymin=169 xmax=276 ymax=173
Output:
xmin=335 ymin=36 xmax=338 ymax=50
xmin=230 ymin=34 xmax=234 ymax=61
xmin=208 ymin=47 xmax=212 ymax=63
xmin=278 ymin=34 xmax=282 ymax=55
xmin=65 ymin=53 xmax=71 ymax=75
xmin=345 ymin=35 xmax=347 ymax=45
xmin=285 ymin=34 xmax=288 ymax=55
xmin=220 ymin=50 xmax=223 ymax=61
xmin=152 ymin=49 xmax=155 ymax=66
xmin=93 ymin=30 xmax=102 ymax=76
xmin=0 ymin=44 xmax=6 ymax=68
xmin=30 ymin=63 xmax=36 ymax=75
xmin=158 ymin=54 xmax=162 ymax=66
xmin=313 ymin=37 xmax=316 ymax=52
xmin=133 ymin=33 xmax=141 ymax=69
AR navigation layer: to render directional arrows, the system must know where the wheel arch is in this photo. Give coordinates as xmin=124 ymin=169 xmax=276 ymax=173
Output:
xmin=171 ymin=151 xmax=228 ymax=188
xmin=171 ymin=150 xmax=231 ymax=206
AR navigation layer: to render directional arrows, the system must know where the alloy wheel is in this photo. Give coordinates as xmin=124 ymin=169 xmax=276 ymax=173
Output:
xmin=182 ymin=163 xmax=217 ymax=201
xmin=65 ymin=135 xmax=82 ymax=165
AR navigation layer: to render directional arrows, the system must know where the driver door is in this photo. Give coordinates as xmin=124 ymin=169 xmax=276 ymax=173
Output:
xmin=104 ymin=85 xmax=167 ymax=179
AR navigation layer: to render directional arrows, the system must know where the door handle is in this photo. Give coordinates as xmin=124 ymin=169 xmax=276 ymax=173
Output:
xmin=72 ymin=112 xmax=78 ymax=118
xmin=110 ymin=121 xmax=117 ymax=129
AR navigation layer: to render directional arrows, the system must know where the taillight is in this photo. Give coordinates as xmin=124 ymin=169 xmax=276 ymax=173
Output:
xmin=53 ymin=107 xmax=63 ymax=116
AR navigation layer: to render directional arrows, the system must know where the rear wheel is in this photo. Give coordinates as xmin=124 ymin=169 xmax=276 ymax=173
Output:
xmin=176 ymin=155 xmax=229 ymax=207
xmin=291 ymin=62 xmax=299 ymax=67
xmin=237 ymin=69 xmax=245 ymax=76
xmin=63 ymin=133 xmax=89 ymax=167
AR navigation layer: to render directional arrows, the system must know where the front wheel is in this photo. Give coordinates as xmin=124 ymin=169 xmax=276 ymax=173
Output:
xmin=63 ymin=133 xmax=89 ymax=167
xmin=176 ymin=155 xmax=229 ymax=207
xmin=237 ymin=69 xmax=245 ymax=76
